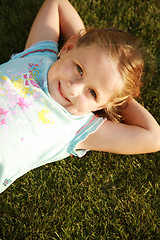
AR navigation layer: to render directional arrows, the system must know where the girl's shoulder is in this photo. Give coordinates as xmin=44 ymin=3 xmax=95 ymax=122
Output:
xmin=11 ymin=41 xmax=58 ymax=60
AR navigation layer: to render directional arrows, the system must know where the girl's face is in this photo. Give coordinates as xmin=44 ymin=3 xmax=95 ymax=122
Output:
xmin=48 ymin=37 xmax=122 ymax=116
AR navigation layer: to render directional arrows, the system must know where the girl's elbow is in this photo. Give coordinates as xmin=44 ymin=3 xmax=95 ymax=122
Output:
xmin=150 ymin=129 xmax=160 ymax=152
xmin=155 ymin=136 xmax=160 ymax=152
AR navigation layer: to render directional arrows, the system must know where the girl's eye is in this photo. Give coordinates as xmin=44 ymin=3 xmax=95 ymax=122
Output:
xmin=77 ymin=65 xmax=83 ymax=76
xmin=89 ymin=88 xmax=97 ymax=99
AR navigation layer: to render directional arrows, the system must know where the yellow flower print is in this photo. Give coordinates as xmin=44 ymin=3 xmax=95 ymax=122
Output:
xmin=13 ymin=80 xmax=23 ymax=90
xmin=0 ymin=75 xmax=8 ymax=81
xmin=31 ymin=70 xmax=39 ymax=80
xmin=38 ymin=106 xmax=54 ymax=124
xmin=13 ymin=77 xmax=35 ymax=97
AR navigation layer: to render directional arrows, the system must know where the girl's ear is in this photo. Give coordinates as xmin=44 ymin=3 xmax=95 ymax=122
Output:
xmin=60 ymin=35 xmax=79 ymax=55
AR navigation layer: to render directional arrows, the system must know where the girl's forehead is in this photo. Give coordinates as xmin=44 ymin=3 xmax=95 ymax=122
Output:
xmin=74 ymin=44 xmax=115 ymax=69
xmin=77 ymin=45 xmax=121 ymax=82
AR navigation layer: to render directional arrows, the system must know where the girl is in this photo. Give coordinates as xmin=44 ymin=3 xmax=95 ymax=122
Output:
xmin=0 ymin=0 xmax=159 ymax=193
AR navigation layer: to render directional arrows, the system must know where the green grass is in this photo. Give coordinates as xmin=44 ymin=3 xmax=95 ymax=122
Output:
xmin=0 ymin=0 xmax=160 ymax=239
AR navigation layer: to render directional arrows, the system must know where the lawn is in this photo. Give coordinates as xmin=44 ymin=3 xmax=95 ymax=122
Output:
xmin=0 ymin=0 xmax=160 ymax=239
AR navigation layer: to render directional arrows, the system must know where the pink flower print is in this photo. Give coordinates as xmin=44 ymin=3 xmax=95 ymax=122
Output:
xmin=0 ymin=107 xmax=9 ymax=126
xmin=0 ymin=107 xmax=9 ymax=116
xmin=30 ymin=80 xmax=40 ymax=88
xmin=0 ymin=118 xmax=7 ymax=125
xmin=28 ymin=63 xmax=38 ymax=72
xmin=23 ymin=74 xmax=28 ymax=79
xmin=17 ymin=97 xmax=31 ymax=110
xmin=24 ymin=77 xmax=40 ymax=89
xmin=25 ymin=80 xmax=29 ymax=86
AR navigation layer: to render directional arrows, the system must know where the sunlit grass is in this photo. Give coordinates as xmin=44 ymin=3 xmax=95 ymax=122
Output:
xmin=0 ymin=0 xmax=159 ymax=239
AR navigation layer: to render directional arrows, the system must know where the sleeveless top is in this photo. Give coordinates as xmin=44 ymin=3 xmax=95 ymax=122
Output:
xmin=0 ymin=41 xmax=104 ymax=193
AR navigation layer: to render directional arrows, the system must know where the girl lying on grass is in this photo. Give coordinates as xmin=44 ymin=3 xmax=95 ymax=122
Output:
xmin=0 ymin=0 xmax=159 ymax=193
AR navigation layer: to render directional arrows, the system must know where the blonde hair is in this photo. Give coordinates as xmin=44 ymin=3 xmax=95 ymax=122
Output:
xmin=76 ymin=28 xmax=145 ymax=122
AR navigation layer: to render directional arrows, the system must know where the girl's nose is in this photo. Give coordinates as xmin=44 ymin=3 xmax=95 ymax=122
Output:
xmin=67 ymin=80 xmax=85 ymax=97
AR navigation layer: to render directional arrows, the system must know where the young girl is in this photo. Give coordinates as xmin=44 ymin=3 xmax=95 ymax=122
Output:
xmin=0 ymin=0 xmax=159 ymax=193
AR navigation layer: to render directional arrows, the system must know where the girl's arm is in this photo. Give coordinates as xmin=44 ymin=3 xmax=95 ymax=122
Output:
xmin=25 ymin=0 xmax=84 ymax=49
xmin=78 ymin=99 xmax=160 ymax=154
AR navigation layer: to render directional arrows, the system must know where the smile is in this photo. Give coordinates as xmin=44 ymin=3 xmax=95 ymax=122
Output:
xmin=58 ymin=82 xmax=70 ymax=102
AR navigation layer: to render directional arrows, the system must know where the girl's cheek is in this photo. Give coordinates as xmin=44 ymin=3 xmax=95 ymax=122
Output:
xmin=62 ymin=67 xmax=73 ymax=81
xmin=78 ymin=98 xmax=91 ymax=111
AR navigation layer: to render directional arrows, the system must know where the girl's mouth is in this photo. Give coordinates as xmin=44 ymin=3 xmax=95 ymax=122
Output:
xmin=59 ymin=82 xmax=70 ymax=102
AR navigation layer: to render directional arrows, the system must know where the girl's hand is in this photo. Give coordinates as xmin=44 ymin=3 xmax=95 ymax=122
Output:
xmin=25 ymin=0 xmax=84 ymax=50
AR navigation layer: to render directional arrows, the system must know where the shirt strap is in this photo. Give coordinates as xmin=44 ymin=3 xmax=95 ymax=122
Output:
xmin=68 ymin=115 xmax=106 ymax=157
